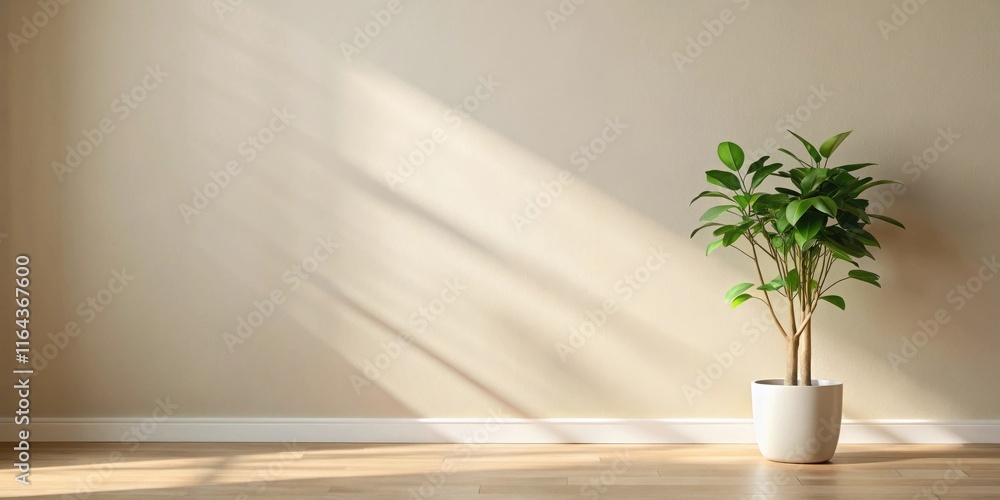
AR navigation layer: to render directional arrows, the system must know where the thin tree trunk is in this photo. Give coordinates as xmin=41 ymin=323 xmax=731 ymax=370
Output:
xmin=786 ymin=290 xmax=798 ymax=385
xmin=785 ymin=336 xmax=799 ymax=386
xmin=800 ymin=319 xmax=812 ymax=386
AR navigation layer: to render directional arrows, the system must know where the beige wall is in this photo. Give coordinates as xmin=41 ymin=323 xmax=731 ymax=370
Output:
xmin=2 ymin=0 xmax=999 ymax=421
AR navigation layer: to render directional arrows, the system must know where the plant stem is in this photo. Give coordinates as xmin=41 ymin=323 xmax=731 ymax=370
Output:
xmin=750 ymin=239 xmax=788 ymax=338
xmin=788 ymin=250 xmax=799 ymax=337
xmin=732 ymin=244 xmax=755 ymax=260
xmin=800 ymin=250 xmax=831 ymax=386
xmin=785 ymin=335 xmax=799 ymax=386
xmin=786 ymin=285 xmax=798 ymax=386
xmin=791 ymin=304 xmax=818 ymax=338
xmin=800 ymin=313 xmax=812 ymax=386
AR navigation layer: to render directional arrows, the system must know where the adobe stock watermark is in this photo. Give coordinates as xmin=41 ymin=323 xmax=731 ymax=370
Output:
xmin=774 ymin=86 xmax=833 ymax=138
xmin=350 ymin=277 xmax=468 ymax=395
xmin=385 ymin=75 xmax=501 ymax=190
xmin=578 ymin=452 xmax=633 ymax=499
xmin=178 ymin=107 xmax=295 ymax=223
xmin=67 ymin=397 xmax=179 ymax=500
xmin=747 ymin=416 xmax=841 ymax=499
xmin=32 ymin=268 xmax=136 ymax=372
xmin=878 ymin=0 xmax=930 ymax=40
xmin=223 ymin=235 xmax=339 ymax=353
xmin=340 ymin=0 xmax=409 ymax=62
xmin=545 ymin=0 xmax=587 ymax=32
xmin=911 ymin=459 xmax=965 ymax=500
xmin=867 ymin=127 xmax=959 ymax=216
xmin=235 ymin=441 xmax=306 ymax=500
xmin=212 ymin=0 xmax=244 ymax=21
xmin=51 ymin=65 xmax=169 ymax=182
xmin=555 ymin=246 xmax=668 ymax=361
xmin=888 ymin=254 xmax=999 ymax=371
xmin=746 ymin=85 xmax=834 ymax=161
xmin=7 ymin=0 xmax=71 ymax=53
xmin=511 ymin=116 xmax=628 ymax=232
xmin=673 ymin=0 xmax=751 ymax=73
xmin=682 ymin=297 xmax=790 ymax=405
xmin=408 ymin=408 xmax=509 ymax=500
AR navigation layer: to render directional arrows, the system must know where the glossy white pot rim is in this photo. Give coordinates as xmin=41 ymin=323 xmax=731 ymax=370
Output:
xmin=753 ymin=379 xmax=843 ymax=387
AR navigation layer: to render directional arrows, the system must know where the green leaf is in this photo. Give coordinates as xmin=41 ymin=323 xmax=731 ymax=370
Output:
xmin=825 ymin=243 xmax=862 ymax=264
xmin=690 ymin=190 xmax=734 ymax=205
xmin=794 ymin=214 xmax=824 ymax=246
xmin=785 ymin=199 xmax=815 ymax=225
xmin=706 ymin=239 xmax=724 ymax=256
xmin=848 ymin=269 xmax=881 ymax=287
xmin=746 ymin=156 xmax=769 ymax=174
xmin=819 ymin=131 xmax=852 ymax=158
xmin=778 ymin=148 xmax=811 ymax=167
xmin=706 ymin=170 xmax=742 ymax=191
xmin=870 ymin=214 xmax=906 ymax=229
xmin=799 ymin=168 xmax=828 ymax=195
xmin=734 ymin=220 xmax=755 ymax=232
xmin=690 ymin=222 xmax=722 ymax=238
xmin=750 ymin=163 xmax=783 ymax=190
xmin=775 ymin=187 xmax=800 ymax=197
xmin=820 ymin=295 xmax=846 ymax=310
xmin=788 ymin=130 xmax=821 ymax=164
xmin=770 ymin=234 xmax=786 ymax=254
xmin=849 ymin=228 xmax=880 ymax=248
xmin=813 ymin=196 xmax=838 ymax=217
xmin=718 ymin=142 xmax=745 ymax=171
xmin=789 ymin=167 xmax=809 ymax=187
xmin=833 ymin=162 xmax=876 ymax=172
xmin=700 ymin=205 xmax=736 ymax=222
xmin=758 ymin=276 xmax=786 ymax=291
xmin=754 ymin=193 xmax=788 ymax=210
xmin=722 ymin=228 xmax=742 ymax=246
xmin=775 ymin=212 xmax=790 ymax=232
xmin=712 ymin=224 xmax=736 ymax=236
xmin=829 ymin=249 xmax=860 ymax=267
xmin=786 ymin=269 xmax=800 ymax=292
xmin=725 ymin=283 xmax=754 ymax=303
xmin=825 ymin=227 xmax=874 ymax=259
xmin=733 ymin=194 xmax=751 ymax=210
xmin=732 ymin=194 xmax=762 ymax=212
xmin=851 ymin=176 xmax=874 ymax=190
xmin=852 ymin=179 xmax=899 ymax=195
xmin=716 ymin=220 xmax=754 ymax=245
xmin=840 ymin=202 xmax=871 ymax=224
xmin=731 ymin=294 xmax=753 ymax=308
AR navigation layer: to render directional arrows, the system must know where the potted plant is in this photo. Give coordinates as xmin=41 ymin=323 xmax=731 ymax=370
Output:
xmin=691 ymin=131 xmax=904 ymax=463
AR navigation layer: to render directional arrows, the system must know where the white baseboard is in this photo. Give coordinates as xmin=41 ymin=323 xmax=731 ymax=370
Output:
xmin=5 ymin=418 xmax=999 ymax=444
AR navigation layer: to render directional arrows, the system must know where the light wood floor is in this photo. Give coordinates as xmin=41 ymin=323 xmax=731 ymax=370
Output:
xmin=3 ymin=443 xmax=1000 ymax=499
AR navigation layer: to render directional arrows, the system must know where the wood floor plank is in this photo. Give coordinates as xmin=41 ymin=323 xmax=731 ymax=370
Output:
xmin=898 ymin=468 xmax=969 ymax=477
xmin=962 ymin=469 xmax=1000 ymax=477
xmin=567 ymin=475 xmax=800 ymax=485
xmin=478 ymin=484 xmax=767 ymax=494
xmin=796 ymin=476 xmax=992 ymax=487
xmin=0 ymin=443 xmax=997 ymax=499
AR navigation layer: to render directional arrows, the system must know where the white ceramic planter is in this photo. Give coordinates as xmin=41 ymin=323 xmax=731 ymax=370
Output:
xmin=751 ymin=379 xmax=843 ymax=463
